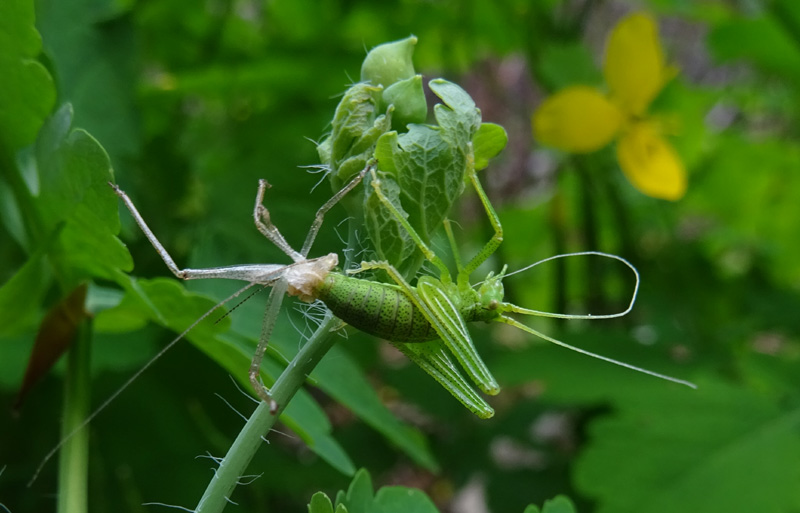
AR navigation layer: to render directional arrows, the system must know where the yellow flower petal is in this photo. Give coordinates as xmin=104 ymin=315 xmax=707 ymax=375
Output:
xmin=616 ymin=122 xmax=687 ymax=200
xmin=533 ymin=86 xmax=622 ymax=153
xmin=604 ymin=13 xmax=667 ymax=116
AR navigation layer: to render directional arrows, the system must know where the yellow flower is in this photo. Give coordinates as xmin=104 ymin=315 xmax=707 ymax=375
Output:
xmin=533 ymin=13 xmax=687 ymax=201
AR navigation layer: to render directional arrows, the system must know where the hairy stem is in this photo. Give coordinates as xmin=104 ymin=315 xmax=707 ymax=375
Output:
xmin=195 ymin=198 xmax=360 ymax=513
xmin=195 ymin=312 xmax=338 ymax=513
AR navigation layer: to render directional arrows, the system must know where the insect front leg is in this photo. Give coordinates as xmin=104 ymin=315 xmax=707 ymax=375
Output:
xmin=459 ymin=147 xmax=503 ymax=280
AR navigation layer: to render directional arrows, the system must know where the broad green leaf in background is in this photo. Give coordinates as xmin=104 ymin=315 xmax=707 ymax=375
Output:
xmin=574 ymin=378 xmax=800 ymax=513
xmin=708 ymin=14 xmax=800 ymax=85
xmin=685 ymin=135 xmax=800 ymax=284
xmin=96 ymin=277 xmax=356 ymax=475
xmin=0 ymin=250 xmax=48 ymax=336
xmin=312 ymin=344 xmax=438 ymax=471
xmin=535 ymin=42 xmax=602 ymax=92
xmin=0 ymin=0 xmax=55 ymax=150
xmin=35 ymin=104 xmax=131 ymax=287
xmin=35 ymin=0 xmax=139 ymax=171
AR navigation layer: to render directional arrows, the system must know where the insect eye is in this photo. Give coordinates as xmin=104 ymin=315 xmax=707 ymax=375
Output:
xmin=487 ymin=300 xmax=499 ymax=310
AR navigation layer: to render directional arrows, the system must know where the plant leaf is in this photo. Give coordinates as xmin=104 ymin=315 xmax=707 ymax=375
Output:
xmin=35 ymin=104 xmax=132 ymax=286
xmin=0 ymin=0 xmax=55 ymax=150
xmin=574 ymin=378 xmax=800 ymax=513
xmin=14 ymin=283 xmax=88 ymax=408
xmin=100 ymin=277 xmax=356 ymax=475
xmin=373 ymin=486 xmax=439 ymax=513
xmin=308 ymin=492 xmax=335 ymax=513
xmin=473 ymin=122 xmax=508 ymax=171
xmin=367 ymin=80 xmax=484 ymax=277
xmin=523 ymin=496 xmax=578 ymax=513
xmin=0 ymin=249 xmax=48 ymax=336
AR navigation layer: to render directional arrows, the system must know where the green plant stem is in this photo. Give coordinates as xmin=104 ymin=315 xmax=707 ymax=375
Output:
xmin=195 ymin=310 xmax=338 ymax=513
xmin=196 ymin=199 xmax=360 ymax=513
xmin=574 ymin=156 xmax=602 ymax=312
xmin=57 ymin=320 xmax=92 ymax=513
xmin=548 ymin=189 xmax=568 ymax=321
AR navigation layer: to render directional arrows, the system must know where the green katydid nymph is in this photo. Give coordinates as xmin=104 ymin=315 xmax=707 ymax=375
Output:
xmin=111 ymin=159 xmax=695 ymax=421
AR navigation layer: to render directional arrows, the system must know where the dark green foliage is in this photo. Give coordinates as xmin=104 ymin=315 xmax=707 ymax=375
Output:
xmin=3 ymin=1 xmax=800 ymax=512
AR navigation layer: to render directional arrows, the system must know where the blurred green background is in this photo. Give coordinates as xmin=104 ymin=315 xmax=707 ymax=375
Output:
xmin=2 ymin=0 xmax=800 ymax=512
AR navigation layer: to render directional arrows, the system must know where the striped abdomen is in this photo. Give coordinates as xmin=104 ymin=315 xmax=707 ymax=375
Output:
xmin=316 ymin=273 xmax=437 ymax=343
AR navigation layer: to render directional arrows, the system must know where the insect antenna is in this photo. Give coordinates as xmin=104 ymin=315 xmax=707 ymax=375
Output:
xmin=497 ymin=251 xmax=639 ymax=320
xmin=28 ymin=281 xmax=259 ymax=487
xmin=495 ymin=251 xmax=696 ymax=388
xmin=498 ymin=315 xmax=697 ymax=389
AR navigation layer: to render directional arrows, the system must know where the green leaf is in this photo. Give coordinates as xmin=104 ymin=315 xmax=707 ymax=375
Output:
xmin=541 ymin=496 xmax=577 ymax=513
xmin=35 ymin=104 xmax=132 ymax=285
xmin=367 ymin=80 xmax=485 ymax=277
xmin=383 ymin=75 xmax=427 ymax=130
xmin=684 ymin=135 xmax=800 ymax=284
xmin=361 ymin=36 xmax=418 ymax=88
xmin=373 ymin=487 xmax=439 ymax=513
xmin=0 ymin=249 xmax=48 ymax=336
xmin=312 ymin=344 xmax=438 ymax=471
xmin=108 ymin=277 xmax=357 ymax=475
xmin=309 ymin=492 xmax=335 ymax=513
xmin=708 ymin=15 xmax=800 ymax=84
xmin=473 ymin=122 xmax=508 ymax=170
xmin=574 ymin=378 xmax=800 ymax=513
xmin=35 ymin=0 xmax=139 ymax=167
xmin=322 ymin=82 xmax=392 ymax=193
xmin=427 ymin=79 xmax=480 ymax=148
xmin=0 ymin=0 xmax=55 ymax=150
xmin=362 ymin=167 xmax=421 ymax=278
xmin=330 ymin=468 xmax=440 ymax=513
xmin=339 ymin=468 xmax=374 ymax=513
xmin=525 ymin=496 xmax=576 ymax=513
xmin=536 ymin=42 xmax=602 ymax=91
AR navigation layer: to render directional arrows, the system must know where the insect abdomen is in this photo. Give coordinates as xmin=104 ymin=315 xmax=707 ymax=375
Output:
xmin=316 ymin=273 xmax=437 ymax=343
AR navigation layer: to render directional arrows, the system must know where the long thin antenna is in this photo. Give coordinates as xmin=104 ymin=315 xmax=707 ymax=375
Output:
xmin=28 ymin=282 xmax=258 ymax=487
xmin=500 ymin=316 xmax=696 ymax=389
xmin=499 ymin=251 xmax=640 ymax=320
